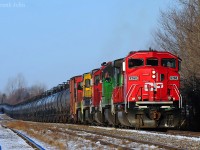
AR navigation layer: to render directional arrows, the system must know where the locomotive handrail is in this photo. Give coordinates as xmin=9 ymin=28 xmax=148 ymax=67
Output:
xmin=114 ymin=86 xmax=123 ymax=98
xmin=136 ymin=87 xmax=143 ymax=99
xmin=171 ymin=84 xmax=182 ymax=108
xmin=125 ymin=84 xmax=137 ymax=113
xmin=112 ymin=86 xmax=123 ymax=114
xmin=113 ymin=87 xmax=120 ymax=98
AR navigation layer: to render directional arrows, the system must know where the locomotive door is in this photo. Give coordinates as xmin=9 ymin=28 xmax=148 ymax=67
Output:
xmin=83 ymin=73 xmax=92 ymax=107
xmin=113 ymin=58 xmax=124 ymax=103
xmin=102 ymin=63 xmax=114 ymax=106
xmin=93 ymin=74 xmax=101 ymax=106
xmin=157 ymin=68 xmax=168 ymax=101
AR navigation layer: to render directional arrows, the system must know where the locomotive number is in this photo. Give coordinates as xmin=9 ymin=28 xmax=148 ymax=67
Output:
xmin=129 ymin=76 xmax=138 ymax=80
xmin=170 ymin=76 xmax=178 ymax=80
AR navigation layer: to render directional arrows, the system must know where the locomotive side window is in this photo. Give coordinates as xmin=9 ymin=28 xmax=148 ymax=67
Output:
xmin=77 ymin=82 xmax=83 ymax=90
xmin=94 ymin=75 xmax=100 ymax=85
xmin=161 ymin=58 xmax=176 ymax=68
xmin=146 ymin=58 xmax=158 ymax=66
xmin=128 ymin=59 xmax=144 ymax=68
xmin=85 ymin=79 xmax=90 ymax=88
xmin=102 ymin=64 xmax=113 ymax=82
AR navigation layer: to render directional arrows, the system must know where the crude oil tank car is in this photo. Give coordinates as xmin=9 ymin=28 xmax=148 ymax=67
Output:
xmin=0 ymin=50 xmax=183 ymax=129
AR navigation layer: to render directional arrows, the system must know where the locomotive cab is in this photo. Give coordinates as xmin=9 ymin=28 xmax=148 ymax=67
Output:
xmin=69 ymin=75 xmax=83 ymax=123
xmin=82 ymin=70 xmax=98 ymax=123
xmin=125 ymin=51 xmax=181 ymax=106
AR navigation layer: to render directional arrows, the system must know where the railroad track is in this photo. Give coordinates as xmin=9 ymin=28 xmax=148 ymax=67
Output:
xmin=64 ymin=127 xmax=183 ymax=150
xmin=42 ymin=124 xmax=182 ymax=150
xmin=2 ymin=117 xmax=200 ymax=149
xmin=2 ymin=125 xmax=45 ymax=150
xmin=60 ymin=129 xmax=134 ymax=150
xmin=60 ymin=124 xmax=200 ymax=149
xmin=166 ymin=130 xmax=200 ymax=137
xmin=54 ymin=128 xmax=137 ymax=150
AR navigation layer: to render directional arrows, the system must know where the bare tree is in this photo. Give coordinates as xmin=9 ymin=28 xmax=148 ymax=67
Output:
xmin=29 ymin=82 xmax=47 ymax=98
xmin=5 ymin=73 xmax=27 ymax=104
xmin=6 ymin=74 xmax=26 ymax=95
xmin=153 ymin=0 xmax=200 ymax=84
xmin=3 ymin=73 xmax=47 ymax=104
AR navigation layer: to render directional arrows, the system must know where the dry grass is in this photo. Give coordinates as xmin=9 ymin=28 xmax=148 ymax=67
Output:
xmin=4 ymin=120 xmax=131 ymax=150
xmin=6 ymin=121 xmax=66 ymax=150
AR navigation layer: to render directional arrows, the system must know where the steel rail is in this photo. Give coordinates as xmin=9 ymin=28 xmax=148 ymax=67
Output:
xmin=11 ymin=129 xmax=45 ymax=150
xmin=67 ymin=127 xmax=184 ymax=150
xmin=2 ymin=125 xmax=45 ymax=150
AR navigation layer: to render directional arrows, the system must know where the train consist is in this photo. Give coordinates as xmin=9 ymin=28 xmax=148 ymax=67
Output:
xmin=0 ymin=50 xmax=184 ymax=129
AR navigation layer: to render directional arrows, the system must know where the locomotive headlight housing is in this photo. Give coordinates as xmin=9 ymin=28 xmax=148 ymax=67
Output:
xmin=138 ymin=96 xmax=142 ymax=101
xmin=152 ymin=75 xmax=156 ymax=79
xmin=168 ymin=96 xmax=172 ymax=101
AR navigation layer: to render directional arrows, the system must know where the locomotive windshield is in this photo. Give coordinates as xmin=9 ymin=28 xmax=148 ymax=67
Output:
xmin=85 ymin=79 xmax=91 ymax=88
xmin=161 ymin=58 xmax=176 ymax=68
xmin=128 ymin=59 xmax=144 ymax=68
xmin=146 ymin=58 xmax=158 ymax=66
xmin=77 ymin=82 xmax=83 ymax=90
xmin=94 ymin=75 xmax=100 ymax=85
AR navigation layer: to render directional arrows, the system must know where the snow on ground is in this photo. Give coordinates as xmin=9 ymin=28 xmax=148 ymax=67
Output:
xmin=18 ymin=130 xmax=56 ymax=150
xmin=0 ymin=125 xmax=34 ymax=150
xmin=1 ymin=114 xmax=199 ymax=149
xmin=0 ymin=114 xmax=34 ymax=150
xmin=92 ymin=126 xmax=200 ymax=142
xmin=120 ymin=128 xmax=200 ymax=142
xmin=0 ymin=114 xmax=164 ymax=149
xmin=65 ymin=128 xmax=158 ymax=150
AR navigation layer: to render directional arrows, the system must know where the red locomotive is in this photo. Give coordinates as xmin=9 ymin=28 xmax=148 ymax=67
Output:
xmin=0 ymin=50 xmax=183 ymax=129
xmin=116 ymin=50 xmax=182 ymax=128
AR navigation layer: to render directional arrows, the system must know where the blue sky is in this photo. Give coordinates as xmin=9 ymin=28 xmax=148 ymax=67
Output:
xmin=0 ymin=0 xmax=175 ymax=92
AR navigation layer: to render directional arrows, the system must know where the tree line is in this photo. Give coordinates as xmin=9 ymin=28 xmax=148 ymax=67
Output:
xmin=152 ymin=0 xmax=200 ymax=96
xmin=0 ymin=74 xmax=46 ymax=105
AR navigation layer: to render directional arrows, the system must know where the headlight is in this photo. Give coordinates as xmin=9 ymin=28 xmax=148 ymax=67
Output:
xmin=138 ymin=96 xmax=142 ymax=101
xmin=168 ymin=96 xmax=172 ymax=101
xmin=152 ymin=75 xmax=156 ymax=79
xmin=152 ymin=70 xmax=156 ymax=74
